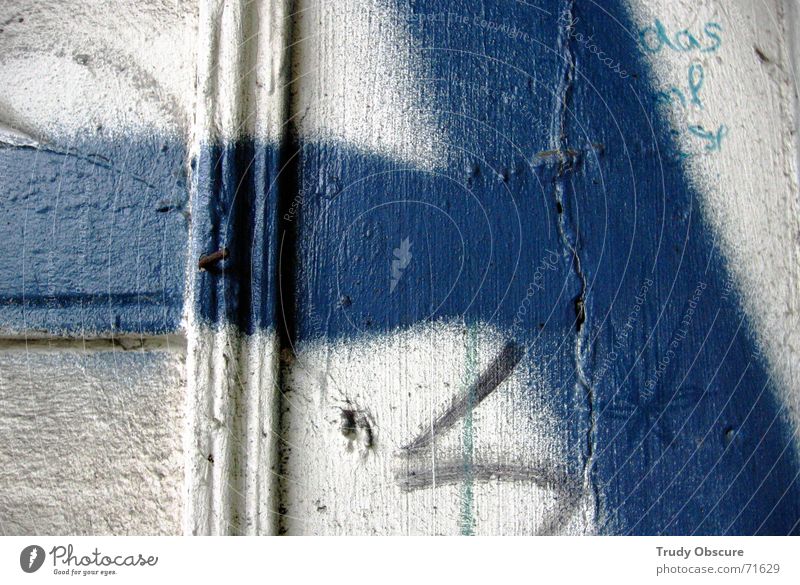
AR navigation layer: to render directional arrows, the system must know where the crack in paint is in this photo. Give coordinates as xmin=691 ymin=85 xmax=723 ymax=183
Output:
xmin=553 ymin=0 xmax=598 ymax=529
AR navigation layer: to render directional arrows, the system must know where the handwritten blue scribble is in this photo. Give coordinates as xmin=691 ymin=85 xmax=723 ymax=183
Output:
xmin=688 ymin=124 xmax=728 ymax=152
xmin=687 ymin=63 xmax=704 ymax=107
xmin=640 ymin=20 xmax=722 ymax=54
xmin=656 ymin=62 xmax=705 ymax=109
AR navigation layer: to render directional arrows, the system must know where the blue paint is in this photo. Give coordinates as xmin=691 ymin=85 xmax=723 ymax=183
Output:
xmin=0 ymin=136 xmax=188 ymax=335
xmin=191 ymin=140 xmax=283 ymax=334
xmin=278 ymin=0 xmax=799 ymax=534
xmin=550 ymin=0 xmax=796 ymax=535
xmin=4 ymin=0 xmax=795 ymax=535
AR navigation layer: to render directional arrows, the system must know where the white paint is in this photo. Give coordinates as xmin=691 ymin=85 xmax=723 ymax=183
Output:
xmin=291 ymin=0 xmax=445 ymax=167
xmin=193 ymin=0 xmax=288 ymax=145
xmin=184 ymin=325 xmax=281 ymax=535
xmin=0 ymin=120 xmax=39 ymax=147
xmin=194 ymin=0 xmax=445 ymax=165
xmin=0 ymin=340 xmax=185 ymax=535
xmin=0 ymin=0 xmax=198 ymax=140
xmin=0 ymin=0 xmax=444 ymax=170
xmin=281 ymin=320 xmax=595 ymax=535
xmin=630 ymin=0 xmax=800 ymax=446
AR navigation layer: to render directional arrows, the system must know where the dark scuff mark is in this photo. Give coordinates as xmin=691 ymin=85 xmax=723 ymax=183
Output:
xmin=537 ymin=147 xmax=580 ymax=160
xmin=397 ymin=460 xmax=579 ymax=493
xmin=110 ymin=337 xmax=145 ymax=351
xmin=156 ymin=200 xmax=184 ymax=213
xmin=340 ymin=405 xmax=375 ymax=451
xmin=400 ymin=341 xmax=524 ymax=454
xmin=575 ymin=296 xmax=585 ymax=331
xmin=340 ymin=408 xmax=358 ymax=440
xmin=723 ymin=426 xmax=736 ymax=446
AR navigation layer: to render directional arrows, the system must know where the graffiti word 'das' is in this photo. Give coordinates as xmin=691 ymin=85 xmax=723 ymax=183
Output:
xmin=640 ymin=20 xmax=722 ymax=54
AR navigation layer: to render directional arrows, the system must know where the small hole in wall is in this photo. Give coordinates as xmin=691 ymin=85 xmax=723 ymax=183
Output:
xmin=340 ymin=407 xmax=375 ymax=450
xmin=723 ymin=426 xmax=735 ymax=446
xmin=340 ymin=409 xmax=358 ymax=441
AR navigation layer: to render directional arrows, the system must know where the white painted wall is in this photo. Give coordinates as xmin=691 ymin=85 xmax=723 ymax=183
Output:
xmin=1 ymin=0 xmax=800 ymax=535
xmin=0 ymin=0 xmax=197 ymax=142
xmin=0 ymin=0 xmax=195 ymax=536
xmin=0 ymin=339 xmax=186 ymax=535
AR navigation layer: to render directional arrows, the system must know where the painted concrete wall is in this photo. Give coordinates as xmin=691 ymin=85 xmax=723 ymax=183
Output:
xmin=276 ymin=0 xmax=800 ymax=535
xmin=1 ymin=0 xmax=800 ymax=535
xmin=0 ymin=339 xmax=185 ymax=535
xmin=0 ymin=0 xmax=195 ymax=535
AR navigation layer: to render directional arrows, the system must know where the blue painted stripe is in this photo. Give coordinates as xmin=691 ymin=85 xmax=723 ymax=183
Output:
xmin=0 ymin=136 xmax=188 ymax=335
xmin=191 ymin=140 xmax=283 ymax=334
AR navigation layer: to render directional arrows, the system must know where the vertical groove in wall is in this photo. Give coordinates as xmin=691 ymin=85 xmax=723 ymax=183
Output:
xmin=273 ymin=0 xmax=302 ymax=537
xmin=185 ymin=0 xmax=291 ymax=535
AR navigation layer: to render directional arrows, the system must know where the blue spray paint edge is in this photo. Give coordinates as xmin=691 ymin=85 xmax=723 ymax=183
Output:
xmin=191 ymin=140 xmax=283 ymax=335
xmin=278 ymin=0 xmax=799 ymax=534
xmin=0 ymin=136 xmax=188 ymax=335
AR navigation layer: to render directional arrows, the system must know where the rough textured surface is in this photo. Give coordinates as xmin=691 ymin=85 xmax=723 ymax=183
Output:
xmin=185 ymin=327 xmax=281 ymax=535
xmin=0 ymin=340 xmax=185 ymax=535
xmin=185 ymin=0 xmax=288 ymax=535
xmin=2 ymin=0 xmax=800 ymax=536
xmin=291 ymin=0 xmax=445 ymax=167
xmin=282 ymin=321 xmax=594 ymax=535
xmin=0 ymin=0 xmax=196 ymax=140
xmin=276 ymin=0 xmax=800 ymax=534
xmin=0 ymin=0 xmax=195 ymax=335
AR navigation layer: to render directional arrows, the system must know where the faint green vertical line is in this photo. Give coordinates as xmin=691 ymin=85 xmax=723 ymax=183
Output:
xmin=460 ymin=324 xmax=478 ymax=535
